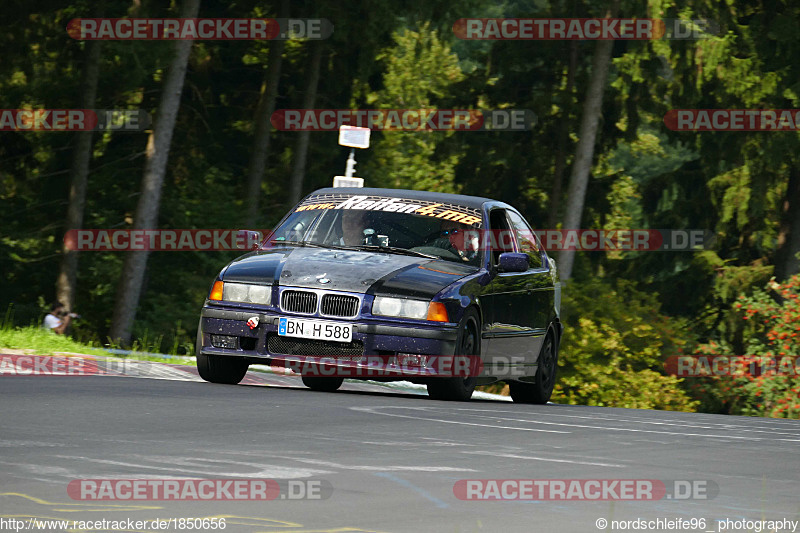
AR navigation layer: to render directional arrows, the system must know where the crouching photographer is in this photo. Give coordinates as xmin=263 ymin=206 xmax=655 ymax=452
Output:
xmin=42 ymin=301 xmax=80 ymax=335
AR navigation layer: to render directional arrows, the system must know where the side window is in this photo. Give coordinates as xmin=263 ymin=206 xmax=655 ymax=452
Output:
xmin=507 ymin=211 xmax=542 ymax=269
xmin=488 ymin=209 xmax=514 ymax=266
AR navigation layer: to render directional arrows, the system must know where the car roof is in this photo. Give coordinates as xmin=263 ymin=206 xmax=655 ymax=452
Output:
xmin=308 ymin=187 xmax=504 ymax=210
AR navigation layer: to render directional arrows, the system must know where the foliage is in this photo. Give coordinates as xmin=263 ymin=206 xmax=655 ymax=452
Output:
xmin=554 ymin=279 xmax=698 ymax=412
xmin=681 ymin=272 xmax=800 ymax=418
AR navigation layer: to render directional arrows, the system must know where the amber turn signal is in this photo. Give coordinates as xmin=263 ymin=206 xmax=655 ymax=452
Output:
xmin=426 ymin=301 xmax=449 ymax=322
xmin=209 ymin=280 xmax=224 ymax=301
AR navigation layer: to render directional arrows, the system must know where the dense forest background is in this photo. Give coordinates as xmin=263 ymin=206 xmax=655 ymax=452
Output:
xmin=2 ymin=0 xmax=799 ymax=417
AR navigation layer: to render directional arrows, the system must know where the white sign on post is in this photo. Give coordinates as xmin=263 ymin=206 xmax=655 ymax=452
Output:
xmin=335 ymin=125 xmax=370 ymax=187
xmin=338 ymin=125 xmax=370 ymax=149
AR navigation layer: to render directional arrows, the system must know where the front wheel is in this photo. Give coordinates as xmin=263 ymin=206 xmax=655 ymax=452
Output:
xmin=197 ymin=353 xmax=249 ymax=384
xmin=196 ymin=324 xmax=248 ymax=384
xmin=427 ymin=308 xmax=480 ymax=401
xmin=509 ymin=331 xmax=557 ymax=404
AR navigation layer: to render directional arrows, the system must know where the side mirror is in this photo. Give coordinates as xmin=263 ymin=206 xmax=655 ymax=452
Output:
xmin=237 ymin=230 xmax=264 ymax=250
xmin=498 ymin=252 xmax=529 ymax=273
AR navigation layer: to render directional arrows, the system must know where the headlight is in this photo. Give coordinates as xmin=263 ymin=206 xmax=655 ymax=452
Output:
xmin=248 ymin=285 xmax=269 ymax=303
xmin=220 ymin=282 xmax=271 ymax=305
xmin=373 ymin=297 xmax=430 ymax=320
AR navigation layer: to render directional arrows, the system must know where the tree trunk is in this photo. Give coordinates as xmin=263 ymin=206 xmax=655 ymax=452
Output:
xmin=244 ymin=0 xmax=289 ymax=228
xmin=288 ymin=40 xmax=324 ymax=205
xmin=108 ymin=0 xmax=201 ymax=344
xmin=55 ymin=39 xmax=103 ymax=312
xmin=775 ymin=166 xmax=800 ymax=281
xmin=556 ymin=0 xmax=619 ymax=281
xmin=547 ymin=40 xmax=578 ymax=229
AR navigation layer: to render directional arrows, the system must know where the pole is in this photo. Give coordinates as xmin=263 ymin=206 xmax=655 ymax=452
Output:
xmin=345 ymin=148 xmax=356 ymax=177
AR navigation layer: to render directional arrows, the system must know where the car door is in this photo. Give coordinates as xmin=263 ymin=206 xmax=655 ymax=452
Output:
xmin=481 ymin=208 xmax=538 ymax=375
xmin=505 ymin=210 xmax=553 ymax=343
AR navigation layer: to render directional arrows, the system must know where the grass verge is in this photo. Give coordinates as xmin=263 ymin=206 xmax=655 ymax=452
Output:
xmin=0 ymin=325 xmax=194 ymax=366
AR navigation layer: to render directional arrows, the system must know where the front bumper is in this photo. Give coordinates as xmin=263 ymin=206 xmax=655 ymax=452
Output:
xmin=198 ymin=305 xmax=459 ymax=368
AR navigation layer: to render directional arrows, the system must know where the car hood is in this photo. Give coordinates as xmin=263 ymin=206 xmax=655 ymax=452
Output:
xmin=221 ymin=246 xmax=477 ymax=298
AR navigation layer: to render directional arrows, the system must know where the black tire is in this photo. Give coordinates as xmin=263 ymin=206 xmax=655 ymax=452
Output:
xmin=509 ymin=331 xmax=558 ymax=404
xmin=426 ymin=307 xmax=480 ymax=401
xmin=195 ymin=324 xmax=248 ymax=384
xmin=302 ymin=376 xmax=344 ymax=392
xmin=197 ymin=353 xmax=249 ymax=384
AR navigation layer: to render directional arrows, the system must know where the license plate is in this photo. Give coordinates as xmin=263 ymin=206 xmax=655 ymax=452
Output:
xmin=278 ymin=317 xmax=353 ymax=343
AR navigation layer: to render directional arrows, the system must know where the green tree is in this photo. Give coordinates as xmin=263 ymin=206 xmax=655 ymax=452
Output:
xmin=109 ymin=0 xmax=201 ymax=344
xmin=363 ymin=24 xmax=465 ymax=193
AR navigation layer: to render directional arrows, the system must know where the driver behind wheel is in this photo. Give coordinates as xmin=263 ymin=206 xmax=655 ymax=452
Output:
xmin=431 ymin=220 xmax=477 ymax=261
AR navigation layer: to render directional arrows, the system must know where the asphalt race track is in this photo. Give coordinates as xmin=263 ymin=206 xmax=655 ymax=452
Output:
xmin=2 ymin=361 xmax=800 ymax=533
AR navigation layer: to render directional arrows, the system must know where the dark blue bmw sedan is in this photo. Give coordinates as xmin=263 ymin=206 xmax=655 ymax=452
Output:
xmin=197 ymin=187 xmax=562 ymax=402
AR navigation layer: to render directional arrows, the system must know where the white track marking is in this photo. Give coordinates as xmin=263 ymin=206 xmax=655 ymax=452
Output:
xmin=349 ymin=406 xmax=569 ymax=434
xmin=269 ymin=456 xmax=478 ymax=472
xmin=462 ymin=450 xmax=625 ymax=468
xmin=352 ymin=406 xmax=800 ymax=442
xmin=420 ymin=405 xmax=800 ymax=436
xmin=52 ymin=455 xmax=330 ymax=479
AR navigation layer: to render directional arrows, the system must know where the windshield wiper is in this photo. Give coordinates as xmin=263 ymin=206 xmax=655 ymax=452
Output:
xmin=272 ymin=240 xmax=354 ymax=250
xmin=351 ymin=245 xmax=439 ymax=259
xmin=273 ymin=240 xmax=438 ymax=259
xmin=271 ymin=240 xmax=326 ymax=248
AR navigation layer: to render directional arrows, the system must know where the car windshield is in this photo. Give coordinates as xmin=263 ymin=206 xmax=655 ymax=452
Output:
xmin=266 ymin=194 xmax=484 ymax=266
